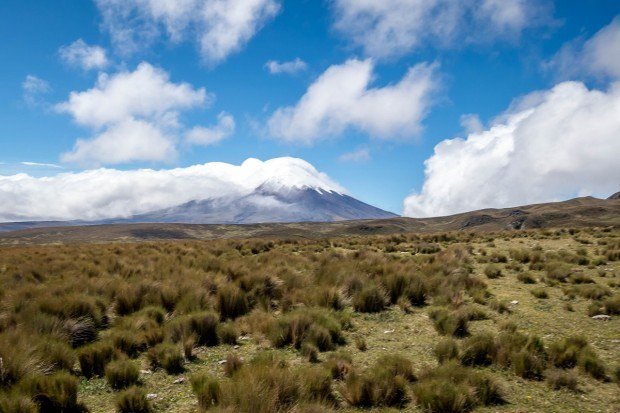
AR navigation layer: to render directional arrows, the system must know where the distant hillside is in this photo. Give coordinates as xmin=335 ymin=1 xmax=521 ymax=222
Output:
xmin=1 ymin=195 xmax=618 ymax=245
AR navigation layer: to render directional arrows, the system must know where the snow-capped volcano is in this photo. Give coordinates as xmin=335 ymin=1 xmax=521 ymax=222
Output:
xmin=0 ymin=157 xmax=396 ymax=225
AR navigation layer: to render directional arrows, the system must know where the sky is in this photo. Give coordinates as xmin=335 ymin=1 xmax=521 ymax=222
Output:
xmin=0 ymin=0 xmax=619 ymax=221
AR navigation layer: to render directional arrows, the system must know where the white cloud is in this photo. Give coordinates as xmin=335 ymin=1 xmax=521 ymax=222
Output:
xmin=95 ymin=0 xmax=280 ymax=65
xmin=22 ymin=75 xmax=51 ymax=107
xmin=404 ymin=81 xmax=620 ymax=217
xmin=547 ymin=16 xmax=620 ymax=80
xmin=331 ymin=0 xmax=552 ymax=59
xmin=265 ymin=58 xmax=307 ymax=75
xmin=0 ymin=157 xmax=343 ymax=222
xmin=267 ymin=59 xmax=439 ymax=144
xmin=339 ymin=148 xmax=370 ymax=163
xmin=57 ymin=62 xmax=211 ymax=166
xmin=21 ymin=162 xmax=63 ymax=169
xmin=59 ymin=39 xmax=109 ymax=70
xmin=185 ymin=112 xmax=235 ymax=146
xmin=460 ymin=114 xmax=484 ymax=134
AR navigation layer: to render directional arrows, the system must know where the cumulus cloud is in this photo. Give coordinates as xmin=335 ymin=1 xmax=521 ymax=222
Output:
xmin=57 ymin=62 xmax=212 ymax=166
xmin=331 ymin=0 xmax=552 ymax=59
xmin=59 ymin=39 xmax=109 ymax=70
xmin=185 ymin=112 xmax=235 ymax=146
xmin=95 ymin=0 xmax=280 ymax=65
xmin=0 ymin=157 xmax=344 ymax=222
xmin=265 ymin=58 xmax=307 ymax=75
xmin=547 ymin=16 xmax=620 ymax=80
xmin=22 ymin=75 xmax=51 ymax=107
xmin=339 ymin=148 xmax=370 ymax=163
xmin=267 ymin=59 xmax=439 ymax=144
xmin=404 ymin=81 xmax=620 ymax=217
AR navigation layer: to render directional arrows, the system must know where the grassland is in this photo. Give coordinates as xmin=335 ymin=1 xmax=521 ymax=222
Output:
xmin=0 ymin=227 xmax=619 ymax=413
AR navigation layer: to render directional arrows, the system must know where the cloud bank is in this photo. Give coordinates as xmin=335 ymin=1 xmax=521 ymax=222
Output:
xmin=404 ymin=81 xmax=620 ymax=217
xmin=267 ymin=59 xmax=439 ymax=144
xmin=265 ymin=58 xmax=308 ymax=75
xmin=0 ymin=157 xmax=343 ymax=222
xmin=57 ymin=62 xmax=225 ymax=166
xmin=332 ymin=0 xmax=552 ymax=59
xmin=95 ymin=0 xmax=280 ymax=65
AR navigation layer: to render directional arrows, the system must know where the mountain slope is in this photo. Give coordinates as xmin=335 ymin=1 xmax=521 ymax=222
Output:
xmin=129 ymin=185 xmax=398 ymax=224
xmin=1 ymin=195 xmax=618 ymax=244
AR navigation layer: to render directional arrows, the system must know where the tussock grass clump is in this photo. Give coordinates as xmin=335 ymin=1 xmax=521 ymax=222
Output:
xmin=460 ymin=333 xmax=497 ymax=366
xmin=63 ymin=317 xmax=98 ymax=348
xmin=217 ymin=321 xmax=239 ymax=345
xmin=383 ymin=274 xmax=427 ymax=306
xmin=342 ymin=356 xmax=414 ymax=408
xmin=270 ymin=309 xmax=345 ymax=352
xmin=110 ymin=331 xmax=144 ymax=358
xmin=325 ymin=352 xmax=352 ymax=380
xmin=313 ymin=287 xmax=344 ymax=311
xmin=0 ymin=393 xmax=37 ymax=413
xmin=549 ymin=336 xmax=607 ymax=380
xmin=603 ymin=293 xmax=620 ymax=314
xmin=352 ymin=285 xmax=388 ymax=313
xmin=413 ymin=362 xmax=503 ymax=413
xmin=428 ymin=309 xmax=469 ymax=337
xmin=147 ymin=343 xmax=184 ymax=374
xmin=0 ymin=334 xmax=46 ymax=388
xmin=434 ymin=338 xmax=459 ymax=363
xmin=36 ymin=338 xmax=77 ymax=372
xmin=546 ymin=369 xmax=578 ymax=391
xmin=19 ymin=372 xmax=86 ymax=413
xmin=78 ymin=341 xmax=115 ymax=378
xmin=116 ymin=386 xmax=153 ymax=413
xmin=167 ymin=312 xmax=219 ymax=347
xmin=105 ymin=359 xmax=140 ymax=390
xmin=517 ymin=272 xmax=537 ymax=284
xmin=193 ymin=354 xmax=335 ymax=413
xmin=217 ymin=285 xmax=250 ymax=320
xmin=483 ymin=264 xmax=502 ymax=279
xmin=531 ymin=287 xmax=549 ymax=299
xmin=191 ymin=373 xmax=221 ymax=411
xmin=223 ymin=353 xmax=243 ymax=377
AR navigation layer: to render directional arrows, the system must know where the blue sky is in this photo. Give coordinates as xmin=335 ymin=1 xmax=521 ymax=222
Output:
xmin=1 ymin=0 xmax=619 ymax=220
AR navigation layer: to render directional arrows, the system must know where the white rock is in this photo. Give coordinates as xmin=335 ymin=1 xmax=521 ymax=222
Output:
xmin=591 ymin=314 xmax=612 ymax=321
xmin=510 ymin=300 xmax=519 ymax=305
xmin=146 ymin=394 xmax=157 ymax=400
xmin=383 ymin=329 xmax=395 ymax=334
xmin=173 ymin=377 xmax=186 ymax=384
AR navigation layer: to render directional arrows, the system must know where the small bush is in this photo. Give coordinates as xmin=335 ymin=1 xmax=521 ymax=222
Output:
xmin=147 ymin=343 xmax=184 ymax=374
xmin=270 ymin=309 xmax=345 ymax=352
xmin=354 ymin=337 xmax=367 ymax=352
xmin=116 ymin=386 xmax=153 ymax=413
xmin=0 ymin=393 xmax=38 ymax=413
xmin=325 ymin=352 xmax=352 ymax=380
xmin=36 ymin=338 xmax=77 ymax=372
xmin=301 ymin=342 xmax=319 ymax=363
xmin=167 ymin=312 xmax=219 ymax=347
xmin=105 ymin=360 xmax=140 ymax=390
xmin=223 ymin=353 xmax=243 ymax=377
xmin=546 ymin=369 xmax=578 ymax=391
xmin=460 ymin=334 xmax=497 ymax=367
xmin=313 ymin=287 xmax=344 ymax=311
xmin=191 ymin=374 xmax=221 ymax=411
xmin=353 ymin=285 xmax=388 ymax=313
xmin=110 ymin=331 xmax=144 ymax=358
xmin=434 ymin=338 xmax=459 ymax=363
xmin=548 ymin=336 xmax=606 ymax=379
xmin=603 ymin=294 xmax=620 ymax=315
xmin=78 ymin=341 xmax=115 ymax=378
xmin=531 ymin=288 xmax=549 ymax=299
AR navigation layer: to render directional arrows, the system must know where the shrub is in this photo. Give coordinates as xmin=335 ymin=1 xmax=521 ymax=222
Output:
xmin=147 ymin=344 xmax=184 ymax=374
xmin=218 ymin=285 xmax=249 ymax=320
xmin=613 ymin=365 xmax=620 ymax=384
xmin=483 ymin=265 xmax=502 ymax=279
xmin=313 ymin=287 xmax=344 ymax=311
xmin=354 ymin=337 xmax=367 ymax=352
xmin=428 ymin=309 xmax=469 ymax=338
xmin=603 ymin=294 xmax=620 ymax=315
xmin=105 ymin=360 xmax=140 ymax=390
xmin=270 ymin=309 xmax=345 ymax=352
xmin=19 ymin=372 xmax=86 ymax=413
xmin=434 ymin=339 xmax=459 ymax=363
xmin=325 ymin=352 xmax=352 ymax=380
xmin=116 ymin=386 xmax=153 ymax=413
xmin=531 ymin=288 xmax=549 ymax=299
xmin=548 ymin=336 xmax=606 ymax=379
xmin=167 ymin=312 xmax=219 ymax=347
xmin=217 ymin=321 xmax=239 ymax=345
xmin=488 ymin=299 xmax=510 ymax=314
xmin=301 ymin=342 xmax=319 ymax=363
xmin=353 ymin=285 xmax=388 ymax=313
xmin=115 ymin=285 xmax=145 ymax=316
xmin=546 ymin=369 xmax=578 ymax=391
xmin=63 ymin=317 xmax=98 ymax=348
xmin=191 ymin=374 xmax=221 ymax=411
xmin=110 ymin=331 xmax=144 ymax=358
xmin=78 ymin=341 xmax=115 ymax=378
xmin=578 ymin=350 xmax=607 ymax=381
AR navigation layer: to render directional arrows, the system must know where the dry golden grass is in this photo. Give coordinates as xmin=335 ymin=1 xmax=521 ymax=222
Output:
xmin=0 ymin=227 xmax=618 ymax=412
